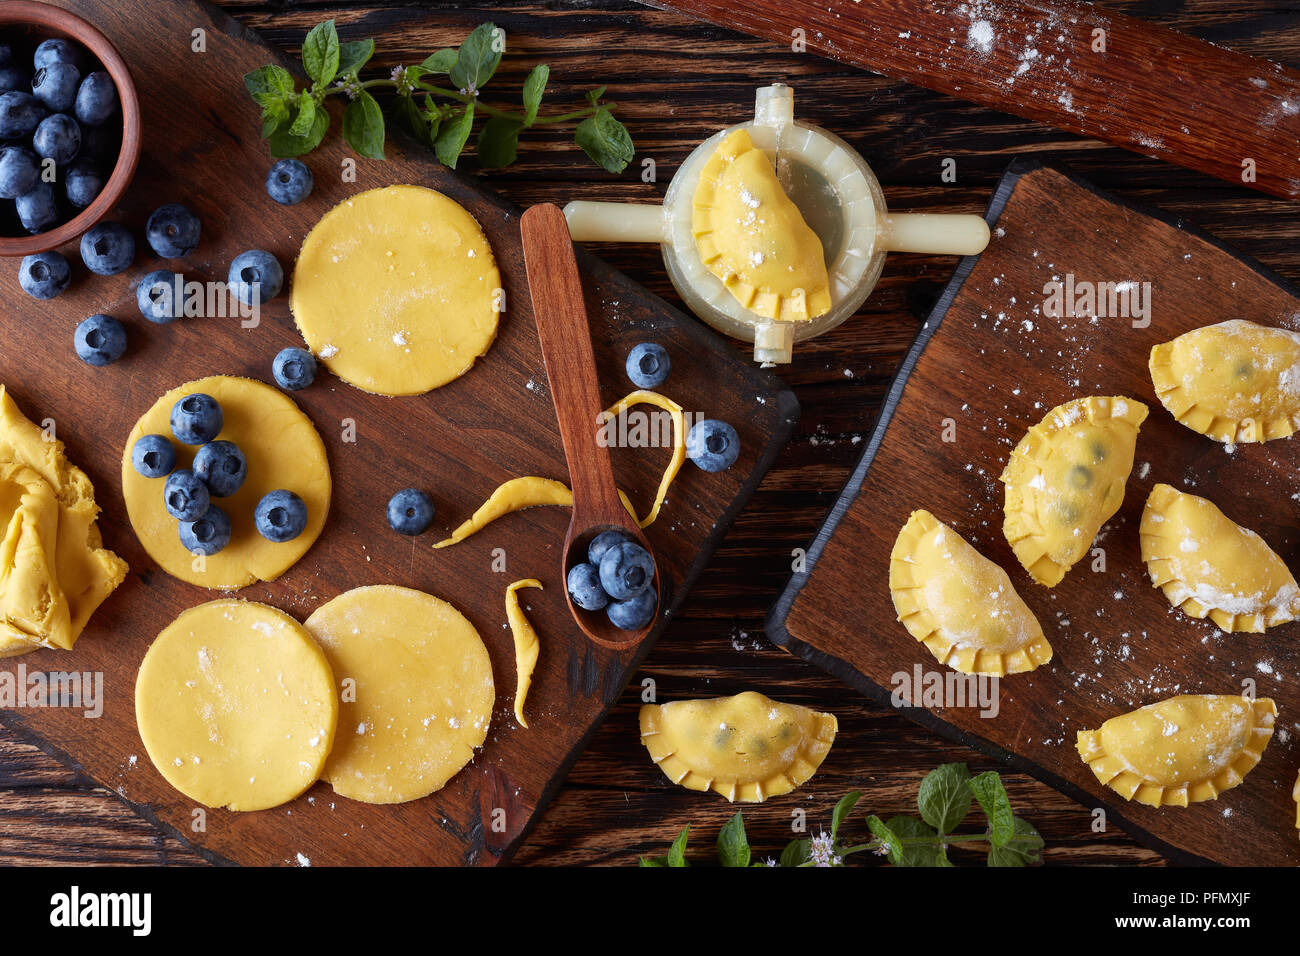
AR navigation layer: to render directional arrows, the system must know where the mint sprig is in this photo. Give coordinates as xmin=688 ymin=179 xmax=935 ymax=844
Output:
xmin=245 ymin=19 xmax=634 ymax=172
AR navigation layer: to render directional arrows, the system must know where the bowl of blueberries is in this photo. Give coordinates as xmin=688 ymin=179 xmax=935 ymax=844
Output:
xmin=0 ymin=1 xmax=140 ymax=255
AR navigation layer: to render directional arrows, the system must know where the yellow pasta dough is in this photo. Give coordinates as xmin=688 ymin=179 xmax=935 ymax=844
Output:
xmin=134 ymin=600 xmax=338 ymax=812
xmin=889 ymin=510 xmax=1052 ymax=676
xmin=121 ymin=376 xmax=330 ymax=590
xmin=1293 ymin=769 xmax=1299 ymax=834
xmin=505 ymin=578 xmax=542 ymax=729
xmin=305 ymin=585 xmax=493 ymax=804
xmin=692 ymin=129 xmax=831 ymax=322
xmin=1150 ymin=319 xmax=1300 ymax=443
xmin=639 ymin=691 xmax=836 ymax=803
xmin=1140 ymin=483 xmax=1300 ymax=632
xmin=291 ymin=185 xmax=501 ymax=396
xmin=1002 ymin=395 xmax=1147 ymax=587
xmin=1077 ymin=694 xmax=1276 ymax=808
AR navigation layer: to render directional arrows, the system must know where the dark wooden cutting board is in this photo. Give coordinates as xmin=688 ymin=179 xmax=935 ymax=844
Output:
xmin=769 ymin=158 xmax=1300 ymax=867
xmin=0 ymin=0 xmax=797 ymax=866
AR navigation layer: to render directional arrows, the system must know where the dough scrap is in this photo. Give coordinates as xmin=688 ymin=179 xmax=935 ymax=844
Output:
xmin=1294 ymin=769 xmax=1299 ymax=834
xmin=0 ymin=385 xmax=126 ymax=656
xmin=692 ymin=129 xmax=831 ymax=321
xmin=121 ymin=376 xmax=330 ymax=590
xmin=601 ymin=389 xmax=686 ymax=528
xmin=505 ymin=578 xmax=542 ymax=728
xmin=1139 ymin=483 xmax=1300 ymax=632
xmin=305 ymin=585 xmax=493 ymax=804
xmin=1001 ymin=395 xmax=1147 ymax=587
xmin=639 ymin=691 xmax=836 ymax=802
xmin=291 ymin=185 xmax=501 ymax=396
xmin=889 ymin=510 xmax=1052 ymax=676
xmin=1150 ymin=319 xmax=1300 ymax=443
xmin=1076 ymin=694 xmax=1276 ymax=808
xmin=134 ymin=599 xmax=338 ymax=812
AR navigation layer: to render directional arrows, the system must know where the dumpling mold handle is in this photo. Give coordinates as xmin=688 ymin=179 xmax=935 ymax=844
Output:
xmin=563 ymin=83 xmax=990 ymax=364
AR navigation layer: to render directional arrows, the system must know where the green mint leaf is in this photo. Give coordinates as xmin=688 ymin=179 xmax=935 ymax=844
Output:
xmin=343 ymin=90 xmax=386 ymax=159
xmin=268 ymin=105 xmax=328 ymax=158
xmin=586 ymin=85 xmax=607 ymax=106
xmin=434 ymin=103 xmax=474 ymax=168
xmin=574 ymin=108 xmax=634 ymax=173
xmin=336 ymin=37 xmax=374 ymax=77
xmin=302 ymin=20 xmax=340 ymax=87
xmin=917 ymin=762 xmax=972 ymax=836
xmin=451 ymin=22 xmax=503 ymax=92
xmin=244 ymin=64 xmax=294 ymax=100
xmin=779 ymin=839 xmax=812 ymax=867
xmin=639 ymin=856 xmax=667 ymax=867
xmin=260 ymin=99 xmax=290 ymax=139
xmin=666 ymin=826 xmax=689 ymax=867
xmin=391 ymin=95 xmax=432 ymax=148
xmin=830 ymin=790 xmax=863 ymax=844
xmin=987 ymin=817 xmax=1044 ymax=867
xmin=421 ymin=48 xmax=458 ymax=73
xmin=936 ymin=846 xmax=955 ymax=867
xmin=476 ymin=115 xmax=522 ymax=168
xmin=865 ymin=814 xmax=901 ymax=861
xmin=288 ymin=91 xmax=316 ymax=137
xmin=886 ymin=816 xmax=944 ymax=867
xmin=716 ymin=812 xmax=750 ymax=868
xmin=522 ymin=63 xmax=549 ymax=127
xmin=969 ymin=771 xmax=1016 ymax=847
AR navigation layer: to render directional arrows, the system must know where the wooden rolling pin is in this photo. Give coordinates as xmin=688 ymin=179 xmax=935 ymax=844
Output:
xmin=646 ymin=0 xmax=1300 ymax=201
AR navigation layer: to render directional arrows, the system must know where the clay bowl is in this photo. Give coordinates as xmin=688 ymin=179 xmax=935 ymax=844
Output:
xmin=0 ymin=0 xmax=141 ymax=256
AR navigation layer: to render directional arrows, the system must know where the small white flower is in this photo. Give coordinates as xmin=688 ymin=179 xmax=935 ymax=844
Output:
xmin=809 ymin=831 xmax=842 ymax=867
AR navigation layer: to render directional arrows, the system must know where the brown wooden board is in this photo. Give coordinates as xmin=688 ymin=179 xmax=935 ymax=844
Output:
xmin=0 ymin=0 xmax=797 ymax=866
xmin=768 ymin=158 xmax=1300 ymax=867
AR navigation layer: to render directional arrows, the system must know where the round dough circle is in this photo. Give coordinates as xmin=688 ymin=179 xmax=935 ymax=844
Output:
xmin=290 ymin=185 xmax=501 ymax=395
xmin=135 ymin=600 xmax=338 ymax=812
xmin=121 ymin=376 xmax=331 ymax=589
xmin=304 ymin=585 xmax=494 ymax=804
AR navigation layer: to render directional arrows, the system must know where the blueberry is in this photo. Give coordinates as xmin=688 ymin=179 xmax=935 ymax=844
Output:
xmin=73 ymin=71 xmax=116 ymax=126
xmin=80 ymin=222 xmax=134 ymax=275
xmin=131 ymin=434 xmax=176 ymax=478
xmin=15 ymin=181 xmax=57 ymax=233
xmin=169 ymin=393 xmax=223 ymax=445
xmin=31 ymin=112 xmax=80 ymax=165
xmin=266 ymin=159 xmax=313 ymax=205
xmin=18 ymin=251 xmax=70 ymax=299
xmin=163 ymin=468 xmax=210 ymax=522
xmin=31 ymin=62 xmax=79 ymax=112
xmin=193 ymin=440 xmax=247 ymax=497
xmin=272 ymin=347 xmax=316 ymax=390
xmin=587 ymin=529 xmax=631 ymax=567
xmin=73 ymin=314 xmax=126 ymax=366
xmin=64 ymin=158 xmax=102 ymax=207
xmin=686 ymin=419 xmax=740 ymax=472
xmin=0 ymin=66 xmax=28 ymax=94
xmin=255 ymin=489 xmax=307 ymax=543
xmin=626 ymin=343 xmax=670 ymax=388
xmin=145 ymin=203 xmax=200 ymax=258
xmin=33 ymin=39 xmax=84 ymax=72
xmin=566 ymin=562 xmax=609 ymax=611
xmin=0 ymin=145 xmax=38 ymax=199
xmin=386 ymin=488 xmax=434 ymax=535
xmin=0 ymin=91 xmax=46 ymax=138
xmin=179 ymin=504 xmax=232 ymax=557
xmin=598 ymin=540 xmax=655 ymax=601
xmin=136 ymin=269 xmax=184 ymax=323
xmin=607 ymin=587 xmax=656 ymax=631
xmin=228 ymin=249 xmax=283 ymax=305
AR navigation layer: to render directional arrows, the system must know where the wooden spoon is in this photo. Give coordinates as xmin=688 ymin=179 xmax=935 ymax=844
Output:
xmin=519 ymin=203 xmax=660 ymax=651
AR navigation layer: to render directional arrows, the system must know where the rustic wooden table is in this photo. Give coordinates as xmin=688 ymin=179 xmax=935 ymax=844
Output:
xmin=5 ymin=0 xmax=1297 ymax=867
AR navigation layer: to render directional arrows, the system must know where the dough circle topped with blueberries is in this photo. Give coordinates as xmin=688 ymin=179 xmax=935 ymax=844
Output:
xmin=120 ymin=375 xmax=331 ymax=589
xmin=290 ymin=184 xmax=501 ymax=396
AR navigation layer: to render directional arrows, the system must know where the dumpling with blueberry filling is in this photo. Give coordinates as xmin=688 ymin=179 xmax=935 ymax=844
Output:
xmin=1001 ymin=396 xmax=1147 ymax=587
xmin=889 ymin=510 xmax=1052 ymax=676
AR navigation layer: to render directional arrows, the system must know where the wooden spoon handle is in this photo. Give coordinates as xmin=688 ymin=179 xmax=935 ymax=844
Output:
xmin=520 ymin=204 xmax=625 ymax=529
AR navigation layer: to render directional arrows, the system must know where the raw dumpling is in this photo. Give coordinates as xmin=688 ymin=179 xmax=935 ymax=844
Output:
xmin=1140 ymin=483 xmax=1300 ymax=632
xmin=1150 ymin=319 xmax=1300 ymax=443
xmin=639 ymin=691 xmax=836 ymax=803
xmin=1002 ymin=396 xmax=1147 ymax=586
xmin=889 ymin=510 xmax=1052 ymax=676
xmin=1076 ymin=694 xmax=1276 ymax=807
xmin=692 ymin=128 xmax=831 ymax=322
